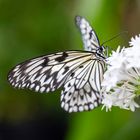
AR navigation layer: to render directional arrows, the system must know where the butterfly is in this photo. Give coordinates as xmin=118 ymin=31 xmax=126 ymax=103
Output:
xmin=8 ymin=16 xmax=106 ymax=113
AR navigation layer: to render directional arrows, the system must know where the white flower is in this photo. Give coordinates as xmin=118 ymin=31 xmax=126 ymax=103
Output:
xmin=102 ymin=46 xmax=126 ymax=91
xmin=102 ymin=81 xmax=139 ymax=112
xmin=107 ymin=46 xmax=125 ymax=69
xmin=102 ymin=35 xmax=140 ymax=112
xmin=129 ymin=34 xmax=140 ymax=48
xmin=123 ymin=35 xmax=140 ymax=68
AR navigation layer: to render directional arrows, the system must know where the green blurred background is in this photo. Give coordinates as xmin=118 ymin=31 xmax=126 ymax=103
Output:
xmin=0 ymin=0 xmax=140 ymax=139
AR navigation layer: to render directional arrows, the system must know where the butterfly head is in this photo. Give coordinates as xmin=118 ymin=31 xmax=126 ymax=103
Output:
xmin=95 ymin=45 xmax=106 ymax=59
xmin=97 ymin=45 xmax=105 ymax=54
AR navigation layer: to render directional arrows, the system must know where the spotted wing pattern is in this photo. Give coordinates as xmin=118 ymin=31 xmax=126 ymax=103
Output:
xmin=8 ymin=51 xmax=94 ymax=93
xmin=61 ymin=59 xmax=105 ymax=112
xmin=75 ymin=16 xmax=100 ymax=52
xmin=8 ymin=15 xmax=106 ymax=113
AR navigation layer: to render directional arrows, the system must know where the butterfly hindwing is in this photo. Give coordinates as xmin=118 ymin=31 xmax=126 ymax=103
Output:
xmin=61 ymin=58 xmax=105 ymax=112
xmin=75 ymin=16 xmax=100 ymax=52
xmin=8 ymin=51 xmax=94 ymax=93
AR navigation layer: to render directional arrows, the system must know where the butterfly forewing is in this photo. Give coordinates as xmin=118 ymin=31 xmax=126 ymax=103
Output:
xmin=8 ymin=51 xmax=94 ymax=93
xmin=75 ymin=16 xmax=100 ymax=52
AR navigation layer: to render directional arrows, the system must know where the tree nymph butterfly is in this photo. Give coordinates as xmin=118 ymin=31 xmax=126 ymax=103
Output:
xmin=8 ymin=16 xmax=106 ymax=113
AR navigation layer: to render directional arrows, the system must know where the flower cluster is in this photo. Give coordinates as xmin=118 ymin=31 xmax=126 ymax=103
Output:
xmin=102 ymin=35 xmax=140 ymax=112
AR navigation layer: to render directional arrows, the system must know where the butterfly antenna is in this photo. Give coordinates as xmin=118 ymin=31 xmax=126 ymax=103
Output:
xmin=101 ymin=31 xmax=128 ymax=46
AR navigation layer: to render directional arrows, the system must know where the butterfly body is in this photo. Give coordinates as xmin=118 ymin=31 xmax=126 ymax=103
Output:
xmin=8 ymin=16 xmax=106 ymax=112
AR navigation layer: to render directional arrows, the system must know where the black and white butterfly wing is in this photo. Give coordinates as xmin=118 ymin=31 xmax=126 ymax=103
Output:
xmin=61 ymin=57 xmax=105 ymax=112
xmin=8 ymin=16 xmax=106 ymax=113
xmin=75 ymin=16 xmax=100 ymax=52
xmin=8 ymin=51 xmax=105 ymax=112
xmin=8 ymin=51 xmax=94 ymax=93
